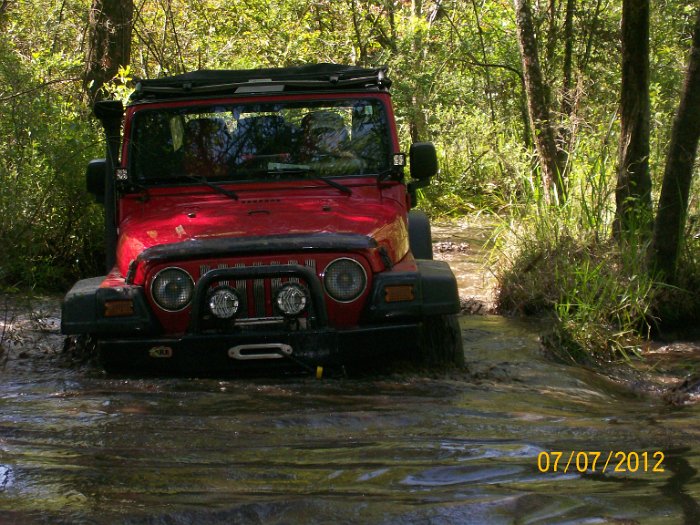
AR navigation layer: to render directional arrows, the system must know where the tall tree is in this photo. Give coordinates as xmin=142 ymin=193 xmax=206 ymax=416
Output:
xmin=556 ymin=0 xmax=576 ymax=178
xmin=561 ymin=0 xmax=575 ymax=118
xmin=408 ymin=0 xmax=430 ymax=142
xmin=513 ymin=0 xmax=564 ymax=202
xmin=615 ymin=0 xmax=652 ymax=238
xmin=0 ymin=1 xmax=10 ymax=24
xmin=84 ymin=0 xmax=134 ymax=103
xmin=649 ymin=8 xmax=700 ymax=281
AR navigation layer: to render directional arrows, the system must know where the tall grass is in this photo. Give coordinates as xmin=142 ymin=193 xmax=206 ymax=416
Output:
xmin=419 ymin=101 xmax=700 ymax=362
xmin=417 ymin=106 xmax=531 ymax=216
xmin=492 ymin=131 xmax=661 ymax=363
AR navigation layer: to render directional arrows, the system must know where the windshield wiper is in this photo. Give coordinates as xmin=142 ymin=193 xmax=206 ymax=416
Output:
xmin=267 ymin=165 xmax=352 ymax=195
xmin=313 ymin=175 xmax=352 ymax=195
xmin=182 ymin=174 xmax=238 ymax=200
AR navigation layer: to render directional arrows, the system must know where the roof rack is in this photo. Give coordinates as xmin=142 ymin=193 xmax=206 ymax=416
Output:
xmin=130 ymin=63 xmax=391 ymax=101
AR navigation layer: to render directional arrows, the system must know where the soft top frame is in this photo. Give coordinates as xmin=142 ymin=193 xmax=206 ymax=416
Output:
xmin=130 ymin=63 xmax=391 ymax=101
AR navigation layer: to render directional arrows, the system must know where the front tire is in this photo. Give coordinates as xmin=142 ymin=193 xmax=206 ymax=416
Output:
xmin=61 ymin=334 xmax=98 ymax=366
xmin=419 ymin=314 xmax=465 ymax=367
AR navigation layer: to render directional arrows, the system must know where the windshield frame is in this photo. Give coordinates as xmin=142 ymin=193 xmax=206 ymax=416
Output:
xmin=123 ymin=93 xmax=398 ymax=189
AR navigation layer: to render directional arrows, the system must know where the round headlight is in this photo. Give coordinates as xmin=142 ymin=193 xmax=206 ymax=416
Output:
xmin=208 ymin=286 xmax=240 ymax=319
xmin=323 ymin=258 xmax=367 ymax=302
xmin=275 ymin=283 xmax=308 ymax=316
xmin=151 ymin=267 xmax=194 ymax=311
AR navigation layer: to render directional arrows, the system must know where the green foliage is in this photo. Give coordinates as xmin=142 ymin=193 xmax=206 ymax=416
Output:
xmin=493 ymin=132 xmax=664 ymax=361
xmin=418 ymin=106 xmax=530 ymax=215
xmin=0 ymin=7 xmax=104 ymax=291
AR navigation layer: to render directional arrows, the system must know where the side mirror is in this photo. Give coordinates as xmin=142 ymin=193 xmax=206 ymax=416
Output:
xmin=410 ymin=142 xmax=438 ymax=181
xmin=86 ymin=158 xmax=107 ymax=203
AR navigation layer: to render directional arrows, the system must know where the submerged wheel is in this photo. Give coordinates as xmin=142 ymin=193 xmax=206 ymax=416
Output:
xmin=61 ymin=334 xmax=98 ymax=366
xmin=419 ymin=314 xmax=465 ymax=367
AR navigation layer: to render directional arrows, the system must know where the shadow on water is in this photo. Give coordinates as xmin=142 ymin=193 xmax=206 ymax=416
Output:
xmin=660 ymin=449 xmax=700 ymax=525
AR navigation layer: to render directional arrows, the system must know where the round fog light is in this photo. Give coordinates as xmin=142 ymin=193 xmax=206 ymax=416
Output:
xmin=276 ymin=283 xmax=308 ymax=316
xmin=208 ymin=287 xmax=240 ymax=319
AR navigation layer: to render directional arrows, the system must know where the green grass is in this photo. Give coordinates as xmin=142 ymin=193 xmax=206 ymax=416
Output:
xmin=489 ymin=134 xmax=665 ymax=363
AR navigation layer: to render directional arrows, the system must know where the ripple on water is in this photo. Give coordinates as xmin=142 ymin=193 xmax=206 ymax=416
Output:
xmin=402 ymin=465 xmax=526 ymax=487
xmin=2 ymin=275 xmax=700 ymax=523
xmin=0 ymin=465 xmax=14 ymax=491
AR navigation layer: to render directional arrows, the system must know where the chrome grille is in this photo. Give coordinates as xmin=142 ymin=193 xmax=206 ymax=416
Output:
xmin=288 ymin=259 xmax=299 ymax=284
xmin=271 ymin=260 xmax=282 ymax=296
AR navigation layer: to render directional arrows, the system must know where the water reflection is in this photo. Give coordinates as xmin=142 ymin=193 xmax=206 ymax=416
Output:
xmin=1 ymin=313 xmax=700 ymax=523
xmin=3 ymin=219 xmax=700 ymax=522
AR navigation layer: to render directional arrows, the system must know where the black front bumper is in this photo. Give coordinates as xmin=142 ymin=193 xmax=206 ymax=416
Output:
xmin=64 ymin=259 xmax=459 ymax=375
xmin=97 ymin=322 xmax=422 ymax=375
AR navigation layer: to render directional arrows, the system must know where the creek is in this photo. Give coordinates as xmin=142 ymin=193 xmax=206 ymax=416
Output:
xmin=1 ymin=221 xmax=699 ymax=524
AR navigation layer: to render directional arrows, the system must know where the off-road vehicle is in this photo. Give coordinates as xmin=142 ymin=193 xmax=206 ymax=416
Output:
xmin=61 ymin=64 xmax=463 ymax=374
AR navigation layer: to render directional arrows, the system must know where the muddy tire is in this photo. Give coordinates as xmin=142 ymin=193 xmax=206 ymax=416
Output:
xmin=419 ymin=314 xmax=465 ymax=367
xmin=61 ymin=334 xmax=98 ymax=366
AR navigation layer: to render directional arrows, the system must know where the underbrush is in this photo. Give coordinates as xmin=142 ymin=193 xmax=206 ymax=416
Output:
xmin=492 ymin=146 xmax=700 ymax=364
xmin=0 ymin=38 xmax=104 ymax=293
xmin=651 ymin=235 xmax=700 ymax=336
xmin=415 ymin=107 xmax=530 ymax=217
xmin=496 ymin=225 xmax=657 ymax=362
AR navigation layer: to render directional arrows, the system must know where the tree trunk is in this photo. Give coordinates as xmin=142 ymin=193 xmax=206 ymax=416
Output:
xmin=409 ymin=0 xmax=429 ymax=142
xmin=615 ymin=0 xmax=652 ymax=238
xmin=579 ymin=0 xmax=603 ymax=76
xmin=557 ymin=0 xmax=576 ymax=179
xmin=513 ymin=0 xmax=564 ymax=202
xmin=349 ymin=0 xmax=368 ymax=65
xmin=0 ymin=0 xmax=11 ymax=27
xmin=561 ymin=0 xmax=575 ymax=117
xmin=649 ymin=8 xmax=700 ymax=281
xmin=545 ymin=0 xmax=559 ymax=77
xmin=471 ymin=0 xmax=496 ymax=123
xmin=84 ymin=0 xmax=133 ymax=103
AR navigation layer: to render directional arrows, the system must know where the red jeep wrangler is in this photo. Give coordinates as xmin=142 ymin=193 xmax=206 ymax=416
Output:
xmin=61 ymin=64 xmax=463 ymax=374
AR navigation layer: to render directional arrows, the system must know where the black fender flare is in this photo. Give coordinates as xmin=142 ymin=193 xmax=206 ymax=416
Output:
xmin=408 ymin=210 xmax=433 ymax=260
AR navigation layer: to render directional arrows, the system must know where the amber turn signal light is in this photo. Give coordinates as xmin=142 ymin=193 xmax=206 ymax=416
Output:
xmin=384 ymin=285 xmax=415 ymax=303
xmin=104 ymin=300 xmax=134 ymax=317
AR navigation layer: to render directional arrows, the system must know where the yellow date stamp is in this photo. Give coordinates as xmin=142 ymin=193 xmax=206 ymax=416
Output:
xmin=537 ymin=451 xmax=665 ymax=474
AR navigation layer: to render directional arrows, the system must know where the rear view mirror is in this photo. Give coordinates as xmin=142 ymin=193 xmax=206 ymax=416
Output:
xmin=410 ymin=142 xmax=438 ymax=181
xmin=86 ymin=158 xmax=106 ymax=203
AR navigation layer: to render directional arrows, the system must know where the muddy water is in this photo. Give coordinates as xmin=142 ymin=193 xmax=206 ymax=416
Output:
xmin=2 ymin=224 xmax=700 ymax=523
xmin=432 ymin=219 xmax=496 ymax=313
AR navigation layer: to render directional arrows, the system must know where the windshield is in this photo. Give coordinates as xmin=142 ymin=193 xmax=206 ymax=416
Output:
xmin=129 ymin=98 xmax=392 ymax=183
